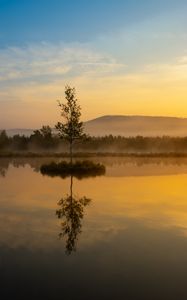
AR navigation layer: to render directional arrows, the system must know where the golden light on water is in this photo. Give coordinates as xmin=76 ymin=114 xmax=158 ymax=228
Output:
xmin=2 ymin=161 xmax=187 ymax=249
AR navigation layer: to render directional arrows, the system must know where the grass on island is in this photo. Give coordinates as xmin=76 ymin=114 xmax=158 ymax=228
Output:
xmin=40 ymin=160 xmax=106 ymax=179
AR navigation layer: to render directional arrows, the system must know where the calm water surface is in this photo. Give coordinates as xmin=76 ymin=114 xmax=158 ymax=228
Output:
xmin=1 ymin=157 xmax=187 ymax=299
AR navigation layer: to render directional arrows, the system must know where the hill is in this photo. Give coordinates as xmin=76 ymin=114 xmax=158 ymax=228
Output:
xmin=3 ymin=115 xmax=187 ymax=137
xmin=84 ymin=115 xmax=187 ymax=137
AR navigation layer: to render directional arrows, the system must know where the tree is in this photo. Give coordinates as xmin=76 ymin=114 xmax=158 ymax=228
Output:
xmin=0 ymin=130 xmax=9 ymax=150
xmin=40 ymin=125 xmax=52 ymax=139
xmin=39 ymin=125 xmax=55 ymax=149
xmin=55 ymin=85 xmax=85 ymax=163
xmin=29 ymin=125 xmax=58 ymax=149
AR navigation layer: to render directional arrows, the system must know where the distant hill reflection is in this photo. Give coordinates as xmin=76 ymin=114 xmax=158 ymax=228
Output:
xmin=56 ymin=175 xmax=91 ymax=255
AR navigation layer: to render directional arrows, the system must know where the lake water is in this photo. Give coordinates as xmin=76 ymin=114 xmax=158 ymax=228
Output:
xmin=1 ymin=157 xmax=187 ymax=299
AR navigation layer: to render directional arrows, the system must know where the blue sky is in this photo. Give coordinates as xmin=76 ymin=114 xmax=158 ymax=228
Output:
xmin=0 ymin=0 xmax=187 ymax=128
xmin=0 ymin=0 xmax=185 ymax=46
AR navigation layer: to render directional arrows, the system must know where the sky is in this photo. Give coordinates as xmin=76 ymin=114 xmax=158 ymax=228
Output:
xmin=0 ymin=0 xmax=187 ymax=128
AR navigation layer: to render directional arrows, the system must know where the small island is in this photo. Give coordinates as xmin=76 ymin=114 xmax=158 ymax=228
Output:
xmin=40 ymin=160 xmax=106 ymax=178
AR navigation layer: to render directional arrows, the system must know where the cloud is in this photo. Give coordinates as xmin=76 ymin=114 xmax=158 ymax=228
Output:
xmin=177 ymin=56 xmax=187 ymax=65
xmin=1 ymin=39 xmax=187 ymax=128
xmin=144 ymin=58 xmax=187 ymax=82
xmin=0 ymin=42 xmax=126 ymax=85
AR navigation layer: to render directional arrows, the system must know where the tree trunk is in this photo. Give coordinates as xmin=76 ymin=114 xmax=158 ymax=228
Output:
xmin=70 ymin=140 xmax=73 ymax=165
xmin=70 ymin=175 xmax=73 ymax=199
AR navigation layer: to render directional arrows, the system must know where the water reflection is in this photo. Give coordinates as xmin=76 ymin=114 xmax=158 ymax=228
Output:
xmin=2 ymin=156 xmax=187 ymax=178
xmin=0 ymin=159 xmax=9 ymax=177
xmin=56 ymin=175 xmax=91 ymax=254
xmin=2 ymin=159 xmax=187 ymax=298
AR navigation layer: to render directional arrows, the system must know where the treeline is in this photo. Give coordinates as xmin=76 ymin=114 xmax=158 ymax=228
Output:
xmin=2 ymin=126 xmax=187 ymax=153
xmin=0 ymin=126 xmax=60 ymax=151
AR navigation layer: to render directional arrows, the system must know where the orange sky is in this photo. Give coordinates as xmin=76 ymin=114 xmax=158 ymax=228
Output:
xmin=0 ymin=1 xmax=187 ymax=128
xmin=1 ymin=62 xmax=187 ymax=129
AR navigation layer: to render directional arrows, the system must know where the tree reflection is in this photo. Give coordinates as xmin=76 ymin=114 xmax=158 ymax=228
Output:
xmin=56 ymin=175 xmax=91 ymax=255
xmin=0 ymin=159 xmax=10 ymax=177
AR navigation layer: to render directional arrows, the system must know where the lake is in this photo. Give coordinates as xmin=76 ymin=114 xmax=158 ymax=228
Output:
xmin=1 ymin=157 xmax=187 ymax=299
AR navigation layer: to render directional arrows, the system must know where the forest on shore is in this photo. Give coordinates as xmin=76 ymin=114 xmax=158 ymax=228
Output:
xmin=1 ymin=126 xmax=187 ymax=154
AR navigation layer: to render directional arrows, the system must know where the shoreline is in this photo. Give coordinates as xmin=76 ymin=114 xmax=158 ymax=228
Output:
xmin=1 ymin=152 xmax=187 ymax=158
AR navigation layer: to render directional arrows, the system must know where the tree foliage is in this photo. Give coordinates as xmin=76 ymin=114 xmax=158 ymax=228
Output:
xmin=55 ymin=86 xmax=85 ymax=161
xmin=0 ymin=130 xmax=9 ymax=149
xmin=55 ymin=86 xmax=84 ymax=139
